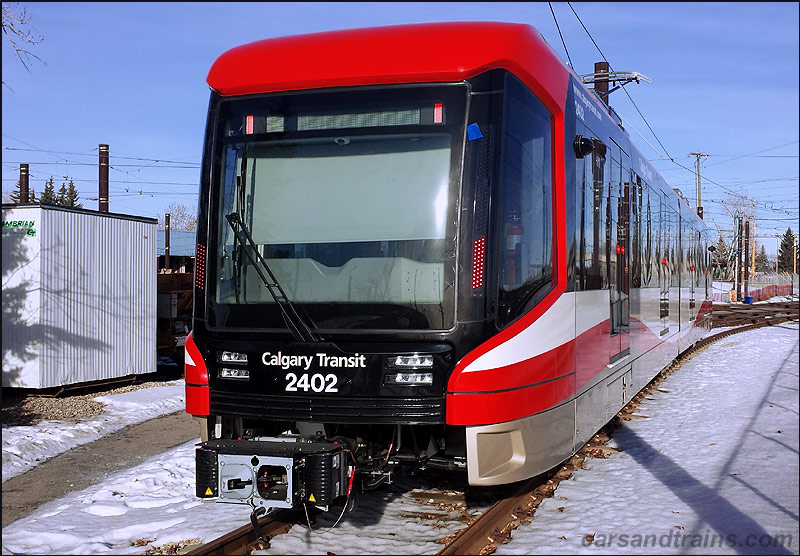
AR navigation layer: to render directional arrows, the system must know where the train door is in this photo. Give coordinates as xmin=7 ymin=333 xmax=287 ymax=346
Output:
xmin=688 ymin=223 xmax=698 ymax=319
xmin=668 ymin=201 xmax=681 ymax=333
xmin=619 ymin=172 xmax=631 ymax=353
xmin=608 ymin=145 xmax=630 ymax=364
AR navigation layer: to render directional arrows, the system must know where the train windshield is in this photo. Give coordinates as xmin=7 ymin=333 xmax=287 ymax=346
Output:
xmin=208 ymin=85 xmax=466 ymax=332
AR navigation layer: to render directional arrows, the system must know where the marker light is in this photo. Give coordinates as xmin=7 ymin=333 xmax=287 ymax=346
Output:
xmin=245 ymin=115 xmax=254 ymax=134
xmin=219 ymin=368 xmax=250 ymax=379
xmin=472 ymin=237 xmax=486 ymax=289
xmin=218 ymin=351 xmax=248 ymax=364
xmin=388 ymin=354 xmax=434 ymax=369
xmin=433 ymin=103 xmax=443 ymax=124
xmin=195 ymin=243 xmax=206 ymax=291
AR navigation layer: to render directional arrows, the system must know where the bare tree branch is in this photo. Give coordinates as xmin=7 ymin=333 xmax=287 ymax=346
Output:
xmin=2 ymin=2 xmax=45 ymax=78
xmin=157 ymin=202 xmax=198 ymax=231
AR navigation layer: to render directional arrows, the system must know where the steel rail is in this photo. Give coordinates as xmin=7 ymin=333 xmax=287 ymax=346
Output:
xmin=185 ymin=508 xmax=306 ymax=555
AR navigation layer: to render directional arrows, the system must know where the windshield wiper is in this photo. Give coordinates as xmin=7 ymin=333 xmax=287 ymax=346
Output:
xmin=225 ymin=212 xmax=320 ymax=343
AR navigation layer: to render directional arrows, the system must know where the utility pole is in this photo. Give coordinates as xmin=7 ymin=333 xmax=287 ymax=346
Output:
xmin=19 ymin=164 xmax=30 ymax=203
xmin=689 ymin=152 xmax=708 ymax=219
xmin=99 ymin=144 xmax=109 ymax=213
xmin=744 ymin=218 xmax=750 ymax=299
xmin=594 ymin=61 xmax=610 ymax=106
xmin=736 ymin=216 xmax=743 ymax=302
xmin=776 ymin=236 xmax=780 ymax=274
xmin=750 ymin=220 xmax=756 ymax=280
xmin=165 ymin=213 xmax=171 ymax=271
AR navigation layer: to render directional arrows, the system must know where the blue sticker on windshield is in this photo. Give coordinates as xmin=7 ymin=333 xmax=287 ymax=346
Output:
xmin=467 ymin=123 xmax=483 ymax=141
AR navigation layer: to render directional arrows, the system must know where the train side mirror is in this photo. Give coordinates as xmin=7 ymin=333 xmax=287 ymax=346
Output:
xmin=574 ymin=135 xmax=595 ymax=159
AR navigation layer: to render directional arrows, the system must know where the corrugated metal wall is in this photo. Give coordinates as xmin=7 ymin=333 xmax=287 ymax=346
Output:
xmin=38 ymin=207 xmax=156 ymax=388
xmin=1 ymin=206 xmax=43 ymax=388
xmin=2 ymin=205 xmax=157 ymax=388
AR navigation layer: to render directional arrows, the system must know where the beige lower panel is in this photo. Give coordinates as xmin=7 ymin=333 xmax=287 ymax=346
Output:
xmin=466 ymin=400 xmax=576 ymax=486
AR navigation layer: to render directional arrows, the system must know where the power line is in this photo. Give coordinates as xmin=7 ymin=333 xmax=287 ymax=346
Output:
xmin=2 ymin=177 xmax=198 ymax=186
xmin=3 ymin=160 xmax=199 ymax=169
xmin=2 ymin=138 xmax=201 ymax=166
xmin=704 ymin=141 xmax=799 ymax=168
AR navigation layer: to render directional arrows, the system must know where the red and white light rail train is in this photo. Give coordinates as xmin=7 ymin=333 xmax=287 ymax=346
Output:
xmin=183 ymin=21 xmax=712 ymax=516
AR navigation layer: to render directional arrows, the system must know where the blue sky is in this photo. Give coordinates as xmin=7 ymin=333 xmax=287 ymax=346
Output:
xmin=2 ymin=2 xmax=798 ymax=255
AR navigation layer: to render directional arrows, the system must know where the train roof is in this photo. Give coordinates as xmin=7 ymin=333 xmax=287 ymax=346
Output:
xmin=206 ymin=21 xmax=570 ymax=107
xmin=206 ymin=22 xmax=705 ymax=228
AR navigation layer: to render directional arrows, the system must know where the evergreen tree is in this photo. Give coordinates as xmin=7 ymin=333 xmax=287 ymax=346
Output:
xmin=755 ymin=244 xmax=771 ymax=273
xmin=65 ymin=178 xmax=82 ymax=208
xmin=56 ymin=179 xmax=68 ymax=206
xmin=712 ymin=235 xmax=733 ymax=280
xmin=9 ymin=180 xmax=23 ymax=203
xmin=39 ymin=176 xmax=57 ymax=205
xmin=8 ymin=179 xmax=36 ymax=204
xmin=777 ymin=228 xmax=796 ymax=273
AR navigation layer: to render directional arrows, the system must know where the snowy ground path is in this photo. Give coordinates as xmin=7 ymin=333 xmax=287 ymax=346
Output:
xmin=2 ymin=381 xmax=186 ymax=483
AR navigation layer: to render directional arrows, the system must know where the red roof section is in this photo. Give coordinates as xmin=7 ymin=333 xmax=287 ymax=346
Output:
xmin=206 ymin=21 xmax=570 ymax=110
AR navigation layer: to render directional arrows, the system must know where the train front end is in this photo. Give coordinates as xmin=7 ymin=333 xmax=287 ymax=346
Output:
xmin=185 ymin=22 xmax=570 ymax=515
xmin=188 ymin=82 xmax=474 ymax=514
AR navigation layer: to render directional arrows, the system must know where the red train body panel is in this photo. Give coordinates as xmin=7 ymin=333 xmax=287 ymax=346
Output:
xmin=207 ymin=22 xmax=569 ymax=104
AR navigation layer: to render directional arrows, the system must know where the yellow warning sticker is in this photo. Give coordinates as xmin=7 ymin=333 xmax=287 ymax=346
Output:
xmin=205 ymin=487 xmax=214 ymax=496
xmin=308 ymin=493 xmax=316 ymax=503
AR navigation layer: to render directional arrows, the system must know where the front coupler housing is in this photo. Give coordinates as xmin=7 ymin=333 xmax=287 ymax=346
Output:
xmin=196 ymin=436 xmax=350 ymax=512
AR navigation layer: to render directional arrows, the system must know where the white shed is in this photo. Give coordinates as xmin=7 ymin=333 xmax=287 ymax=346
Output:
xmin=2 ymin=204 xmax=157 ymax=389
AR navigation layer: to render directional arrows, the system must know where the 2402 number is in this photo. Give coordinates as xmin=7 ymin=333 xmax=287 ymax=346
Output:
xmin=285 ymin=372 xmax=339 ymax=393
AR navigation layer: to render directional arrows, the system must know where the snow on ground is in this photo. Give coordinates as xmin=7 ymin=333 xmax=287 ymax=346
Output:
xmin=496 ymin=322 xmax=800 ymax=556
xmin=2 ymin=323 xmax=798 ymax=555
xmin=2 ymin=381 xmax=186 ymax=482
xmin=2 ymin=436 xmax=255 ymax=555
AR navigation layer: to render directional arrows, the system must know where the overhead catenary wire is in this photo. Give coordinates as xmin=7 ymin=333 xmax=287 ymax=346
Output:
xmin=567 ymin=2 xmax=674 ymax=163
xmin=562 ymin=0 xmax=793 ymax=225
xmin=560 ymin=4 xmax=798 ymax=241
xmin=548 ymin=2 xmax=574 ymax=68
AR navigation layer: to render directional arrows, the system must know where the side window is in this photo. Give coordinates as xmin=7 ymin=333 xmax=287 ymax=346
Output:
xmin=576 ymin=122 xmax=603 ymax=291
xmin=642 ymin=181 xmax=652 ymax=287
xmin=497 ymin=75 xmax=553 ymax=327
xmin=631 ymin=176 xmax=642 ymax=289
xmin=589 ymin=140 xmax=607 ymax=289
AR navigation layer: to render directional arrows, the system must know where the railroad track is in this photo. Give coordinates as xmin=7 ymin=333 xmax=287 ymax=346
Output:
xmin=184 ymin=309 xmax=798 ymax=556
xmin=184 ymin=508 xmax=306 ymax=555
xmin=711 ymin=299 xmax=798 ymax=328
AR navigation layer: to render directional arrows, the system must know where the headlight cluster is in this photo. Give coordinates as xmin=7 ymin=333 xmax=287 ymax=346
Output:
xmin=385 ymin=354 xmax=434 ymax=385
xmin=218 ymin=351 xmax=249 ymax=379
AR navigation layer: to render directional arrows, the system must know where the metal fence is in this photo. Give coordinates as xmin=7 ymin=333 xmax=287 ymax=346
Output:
xmin=711 ymin=273 xmax=799 ymax=303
